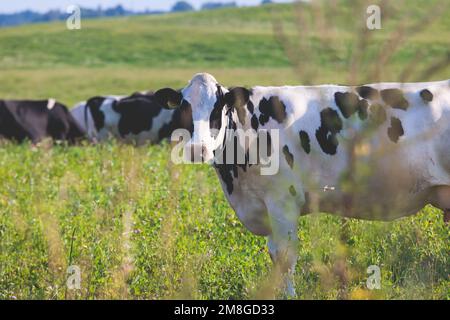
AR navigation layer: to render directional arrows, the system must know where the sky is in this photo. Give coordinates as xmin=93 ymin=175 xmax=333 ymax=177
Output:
xmin=0 ymin=0 xmax=294 ymax=14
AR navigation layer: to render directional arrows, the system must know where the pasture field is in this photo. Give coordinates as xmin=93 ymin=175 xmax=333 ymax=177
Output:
xmin=0 ymin=1 xmax=449 ymax=299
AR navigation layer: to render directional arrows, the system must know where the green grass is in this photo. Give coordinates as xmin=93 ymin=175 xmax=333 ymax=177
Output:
xmin=0 ymin=142 xmax=447 ymax=299
xmin=0 ymin=1 xmax=449 ymax=300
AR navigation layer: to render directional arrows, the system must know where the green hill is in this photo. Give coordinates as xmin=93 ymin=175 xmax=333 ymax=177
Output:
xmin=0 ymin=1 xmax=448 ymax=105
xmin=1 ymin=2 xmax=449 ymax=69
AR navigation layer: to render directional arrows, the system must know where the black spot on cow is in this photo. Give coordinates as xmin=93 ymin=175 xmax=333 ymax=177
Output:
xmin=356 ymin=86 xmax=379 ymax=100
xmin=113 ymin=96 xmax=163 ymax=137
xmin=334 ymin=92 xmax=358 ymax=118
xmin=212 ymin=90 xmax=283 ymax=196
xmin=247 ymin=101 xmax=255 ymax=114
xmin=299 ymin=130 xmax=311 ymax=154
xmin=258 ymin=96 xmax=287 ymax=126
xmin=251 ymin=114 xmax=259 ymax=131
xmin=315 ymin=108 xmax=343 ymax=155
xmin=387 ymin=117 xmax=404 ymax=143
xmin=334 ymin=92 xmax=369 ymax=120
xmin=209 ymin=103 xmax=223 ymax=132
xmin=214 ymin=138 xmax=237 ymax=195
xmin=381 ymin=89 xmax=409 ymax=110
xmin=289 ymin=185 xmax=297 ymax=197
xmin=215 ymin=144 xmax=250 ymax=195
xmin=420 ymin=89 xmax=433 ymax=103
xmin=213 ymin=111 xmax=252 ymax=195
xmin=86 ymin=97 xmax=107 ymax=131
xmin=283 ymin=145 xmax=294 ymax=169
xmin=209 ymin=85 xmax=227 ymax=131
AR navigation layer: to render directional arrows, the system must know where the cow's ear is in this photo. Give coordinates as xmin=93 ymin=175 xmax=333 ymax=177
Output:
xmin=224 ymin=87 xmax=250 ymax=109
xmin=154 ymin=88 xmax=182 ymax=109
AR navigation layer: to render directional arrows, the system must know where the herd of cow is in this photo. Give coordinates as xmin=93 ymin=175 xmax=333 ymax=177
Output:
xmin=2 ymin=73 xmax=449 ymax=296
xmin=0 ymin=90 xmax=192 ymax=146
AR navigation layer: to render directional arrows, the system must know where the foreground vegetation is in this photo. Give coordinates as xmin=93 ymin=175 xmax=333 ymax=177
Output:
xmin=0 ymin=142 xmax=447 ymax=299
xmin=0 ymin=1 xmax=448 ymax=299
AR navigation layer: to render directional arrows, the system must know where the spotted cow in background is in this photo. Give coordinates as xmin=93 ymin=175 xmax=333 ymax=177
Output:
xmin=70 ymin=95 xmax=124 ymax=142
xmin=0 ymin=99 xmax=85 ymax=144
xmin=71 ymin=91 xmax=193 ymax=145
xmin=156 ymin=74 xmax=450 ymax=297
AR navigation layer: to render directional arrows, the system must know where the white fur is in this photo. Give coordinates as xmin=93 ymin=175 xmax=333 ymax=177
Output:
xmin=98 ymin=96 xmax=123 ymax=140
xmin=70 ymin=101 xmax=96 ymax=139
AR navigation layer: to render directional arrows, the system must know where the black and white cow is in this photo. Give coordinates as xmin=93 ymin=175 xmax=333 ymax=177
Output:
xmin=71 ymin=92 xmax=192 ymax=145
xmin=0 ymin=99 xmax=85 ymax=144
xmin=70 ymin=95 xmax=124 ymax=142
xmin=156 ymin=73 xmax=450 ymax=296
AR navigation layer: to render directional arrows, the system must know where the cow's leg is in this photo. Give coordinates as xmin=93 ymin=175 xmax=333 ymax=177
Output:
xmin=266 ymin=199 xmax=300 ymax=298
xmin=268 ymin=235 xmax=298 ymax=297
xmin=430 ymin=186 xmax=450 ymax=224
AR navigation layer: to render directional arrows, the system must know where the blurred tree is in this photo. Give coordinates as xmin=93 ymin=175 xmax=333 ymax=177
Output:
xmin=201 ymin=2 xmax=237 ymax=10
xmin=261 ymin=0 xmax=273 ymax=5
xmin=172 ymin=1 xmax=195 ymax=12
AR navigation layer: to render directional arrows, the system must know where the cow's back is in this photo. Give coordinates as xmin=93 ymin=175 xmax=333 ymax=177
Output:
xmin=310 ymin=81 xmax=448 ymax=217
xmin=247 ymin=80 xmax=450 ymax=219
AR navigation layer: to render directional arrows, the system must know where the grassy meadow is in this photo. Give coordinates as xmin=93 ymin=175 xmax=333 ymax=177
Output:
xmin=0 ymin=0 xmax=449 ymax=299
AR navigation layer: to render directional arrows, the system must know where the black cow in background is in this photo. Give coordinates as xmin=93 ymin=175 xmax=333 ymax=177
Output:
xmin=0 ymin=99 xmax=85 ymax=144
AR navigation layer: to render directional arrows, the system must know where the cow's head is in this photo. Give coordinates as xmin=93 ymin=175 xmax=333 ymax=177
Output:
xmin=155 ymin=73 xmax=249 ymax=163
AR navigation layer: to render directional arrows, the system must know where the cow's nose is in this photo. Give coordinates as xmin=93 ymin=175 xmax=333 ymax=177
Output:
xmin=188 ymin=143 xmax=206 ymax=163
